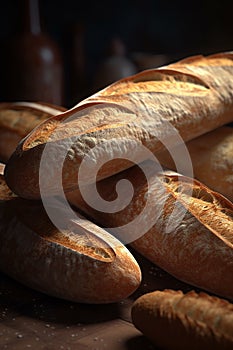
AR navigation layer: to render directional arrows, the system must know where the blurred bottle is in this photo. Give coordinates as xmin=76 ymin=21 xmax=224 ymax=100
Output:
xmin=67 ymin=22 xmax=89 ymax=107
xmin=1 ymin=0 xmax=64 ymax=105
xmin=92 ymin=37 xmax=137 ymax=92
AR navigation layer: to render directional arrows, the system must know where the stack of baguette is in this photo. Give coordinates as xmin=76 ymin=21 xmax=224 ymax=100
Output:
xmin=4 ymin=52 xmax=233 ymax=198
xmin=0 ymin=51 xmax=233 ymax=346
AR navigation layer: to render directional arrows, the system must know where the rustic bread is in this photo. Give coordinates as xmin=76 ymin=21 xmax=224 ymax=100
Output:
xmin=0 ymin=101 xmax=66 ymax=162
xmin=66 ymin=160 xmax=233 ymax=300
xmin=0 ymin=174 xmax=141 ymax=303
xmin=4 ymin=51 xmax=233 ymax=199
xmin=131 ymin=289 xmax=233 ymax=350
xmin=157 ymin=125 xmax=233 ymax=202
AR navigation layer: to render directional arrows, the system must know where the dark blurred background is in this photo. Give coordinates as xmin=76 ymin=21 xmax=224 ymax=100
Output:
xmin=0 ymin=0 xmax=232 ymax=108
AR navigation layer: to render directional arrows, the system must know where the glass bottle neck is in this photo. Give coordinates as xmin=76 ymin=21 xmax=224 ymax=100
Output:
xmin=21 ymin=0 xmax=42 ymax=35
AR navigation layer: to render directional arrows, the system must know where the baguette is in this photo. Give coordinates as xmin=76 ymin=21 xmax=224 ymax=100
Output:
xmin=4 ymin=51 xmax=233 ymax=199
xmin=157 ymin=125 xmax=233 ymax=202
xmin=0 ymin=101 xmax=66 ymax=162
xmin=0 ymin=174 xmax=141 ymax=303
xmin=131 ymin=289 xmax=233 ymax=350
xmin=66 ymin=160 xmax=233 ymax=300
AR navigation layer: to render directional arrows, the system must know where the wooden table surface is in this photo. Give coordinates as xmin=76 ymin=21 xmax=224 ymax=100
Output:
xmin=0 ymin=248 xmax=198 ymax=350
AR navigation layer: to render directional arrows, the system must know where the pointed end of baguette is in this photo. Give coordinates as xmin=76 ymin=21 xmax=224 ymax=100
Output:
xmin=161 ymin=173 xmax=233 ymax=248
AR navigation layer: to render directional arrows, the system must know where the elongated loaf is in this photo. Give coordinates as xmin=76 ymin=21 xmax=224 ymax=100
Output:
xmin=131 ymin=289 xmax=233 ymax=350
xmin=0 ymin=101 xmax=66 ymax=162
xmin=157 ymin=125 xmax=233 ymax=202
xmin=0 ymin=174 xmax=141 ymax=303
xmin=67 ymin=160 xmax=233 ymax=300
xmin=4 ymin=51 xmax=233 ymax=199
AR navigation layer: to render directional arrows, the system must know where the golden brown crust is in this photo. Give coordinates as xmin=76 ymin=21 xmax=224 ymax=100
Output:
xmin=67 ymin=161 xmax=233 ymax=300
xmin=4 ymin=51 xmax=233 ymax=198
xmin=157 ymin=126 xmax=233 ymax=202
xmin=0 ymin=101 xmax=67 ymax=162
xmin=0 ymin=175 xmax=141 ymax=303
xmin=0 ymin=102 xmax=65 ymax=135
xmin=131 ymin=289 xmax=233 ymax=350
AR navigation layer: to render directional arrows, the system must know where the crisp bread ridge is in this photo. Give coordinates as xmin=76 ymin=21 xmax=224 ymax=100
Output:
xmin=131 ymin=289 xmax=233 ymax=350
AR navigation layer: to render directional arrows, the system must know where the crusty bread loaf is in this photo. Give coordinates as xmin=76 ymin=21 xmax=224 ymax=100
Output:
xmin=131 ymin=289 xmax=233 ymax=350
xmin=0 ymin=101 xmax=66 ymax=162
xmin=0 ymin=174 xmax=141 ymax=303
xmin=157 ymin=125 xmax=233 ymax=202
xmin=4 ymin=51 xmax=233 ymax=199
xmin=67 ymin=160 xmax=233 ymax=300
